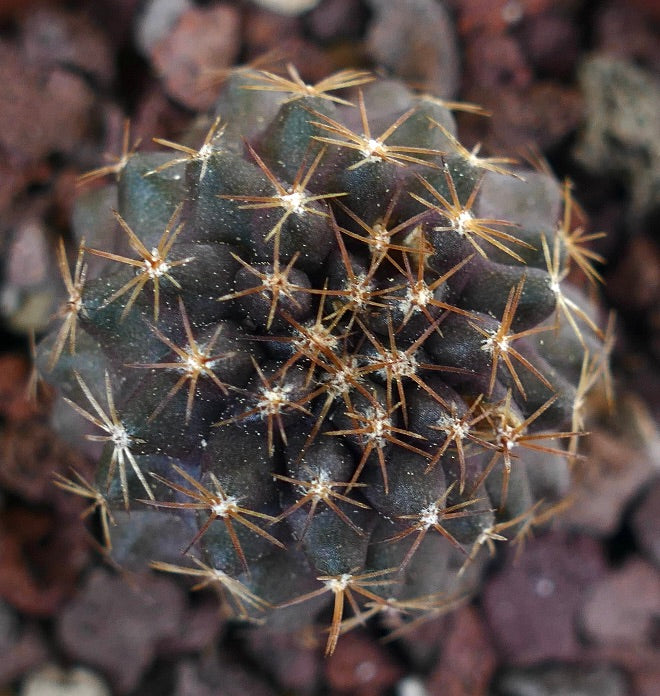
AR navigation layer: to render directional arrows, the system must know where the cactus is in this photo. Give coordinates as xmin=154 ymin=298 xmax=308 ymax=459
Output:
xmin=40 ymin=66 xmax=611 ymax=654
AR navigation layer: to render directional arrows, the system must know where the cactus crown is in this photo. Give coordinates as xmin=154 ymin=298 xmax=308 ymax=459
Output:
xmin=41 ymin=65 xmax=611 ymax=653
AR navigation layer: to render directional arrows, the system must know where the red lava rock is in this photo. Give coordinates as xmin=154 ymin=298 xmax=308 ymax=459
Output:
xmin=366 ymin=0 xmax=460 ymax=98
xmin=482 ymin=531 xmax=607 ymax=665
xmin=159 ymin=594 xmax=225 ymax=655
xmin=607 ymin=235 xmax=660 ymax=313
xmin=51 ymin=168 xmax=80 ymax=231
xmin=174 ymin=660 xmax=218 ymax=696
xmin=580 ymin=557 xmax=660 ymax=647
xmin=0 ymin=354 xmax=44 ymax=424
xmin=151 ymin=4 xmax=242 ymax=111
xmin=632 ymin=667 xmax=660 ymax=696
xmin=623 ymin=0 xmax=660 ymax=22
xmin=563 ymin=428 xmax=658 ymax=536
xmin=21 ymin=7 xmax=114 ymax=86
xmin=469 ymin=82 xmax=583 ymax=153
xmin=0 ymin=161 xmax=29 ymax=214
xmin=0 ymin=45 xmax=95 ymax=164
xmin=0 ymin=617 xmax=49 ymax=686
xmin=135 ymin=0 xmax=192 ymax=56
xmin=132 ymin=84 xmax=192 ymax=146
xmin=243 ymin=628 xmax=322 ymax=694
xmin=243 ymin=7 xmax=301 ymax=55
xmin=0 ymin=505 xmax=87 ymax=616
xmin=518 ymin=13 xmax=580 ymax=78
xmin=0 ymin=0 xmax=55 ymax=20
xmin=57 ymin=568 xmax=185 ymax=694
xmin=0 ymin=421 xmax=86 ymax=502
xmin=306 ymin=0 xmax=366 ymax=41
xmin=387 ymin=609 xmax=452 ymax=670
xmin=464 ymin=34 xmax=532 ymax=90
xmin=426 ymin=605 xmax=497 ymax=696
xmin=595 ymin=2 xmax=660 ymax=72
xmin=451 ymin=0 xmax=553 ymax=37
xmin=175 ymin=649 xmax=276 ymax=696
xmin=632 ymin=478 xmax=660 ymax=567
xmin=325 ymin=631 xmax=404 ymax=696
xmin=88 ymin=0 xmax=141 ymax=47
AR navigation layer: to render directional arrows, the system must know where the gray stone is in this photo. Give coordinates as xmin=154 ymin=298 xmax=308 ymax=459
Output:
xmin=21 ymin=664 xmax=112 ymax=696
xmin=574 ymin=56 xmax=660 ymax=222
xmin=135 ymin=0 xmax=192 ymax=56
xmin=495 ymin=664 xmax=629 ymax=696
xmin=632 ymin=477 xmax=660 ymax=567
xmin=365 ymin=0 xmax=459 ymax=98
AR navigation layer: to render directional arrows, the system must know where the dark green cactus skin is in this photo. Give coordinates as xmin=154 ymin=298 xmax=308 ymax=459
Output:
xmin=40 ymin=68 xmax=609 ymax=651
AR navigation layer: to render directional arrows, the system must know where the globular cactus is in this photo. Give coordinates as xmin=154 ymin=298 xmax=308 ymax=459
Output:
xmin=40 ymin=65 xmax=611 ymax=654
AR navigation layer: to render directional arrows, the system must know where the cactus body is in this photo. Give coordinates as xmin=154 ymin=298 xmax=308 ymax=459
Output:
xmin=41 ymin=67 xmax=609 ymax=652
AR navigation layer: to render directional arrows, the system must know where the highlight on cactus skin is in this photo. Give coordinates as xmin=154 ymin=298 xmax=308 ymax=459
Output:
xmin=39 ymin=64 xmax=612 ymax=655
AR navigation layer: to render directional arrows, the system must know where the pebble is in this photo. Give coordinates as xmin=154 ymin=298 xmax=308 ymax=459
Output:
xmin=395 ymin=677 xmax=428 ymax=696
xmin=150 ymin=4 xmax=242 ymax=111
xmin=325 ymin=631 xmax=404 ymax=695
xmin=517 ymin=13 xmax=579 ymax=79
xmin=595 ymin=2 xmax=660 ymax=70
xmin=580 ymin=556 xmax=660 ymax=646
xmin=0 ymin=622 xmax=48 ymax=686
xmin=21 ymin=664 xmax=111 ymax=696
xmin=452 ymin=0 xmax=554 ymax=36
xmin=426 ymin=606 xmax=497 ymax=696
xmin=0 ymin=45 xmax=94 ymax=163
xmin=249 ymin=0 xmax=320 ymax=15
xmin=365 ymin=0 xmax=460 ymax=98
xmin=0 ymin=496 xmax=88 ymax=616
xmin=306 ymin=0 xmax=365 ymax=41
xmin=632 ymin=478 xmax=660 ymax=567
xmin=1 ymin=219 xmax=54 ymax=334
xmin=494 ymin=663 xmax=629 ymax=696
xmin=22 ymin=7 xmax=114 ymax=86
xmin=244 ymin=629 xmax=321 ymax=694
xmin=57 ymin=569 xmax=185 ymax=694
xmin=465 ymin=34 xmax=532 ymax=90
xmin=562 ymin=429 xmax=658 ymax=536
xmin=174 ymin=649 xmax=276 ymax=696
xmin=574 ymin=55 xmax=660 ymax=222
xmin=482 ymin=532 xmax=606 ymax=664
xmin=606 ymin=235 xmax=660 ymax=312
xmin=135 ymin=0 xmax=192 ymax=56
